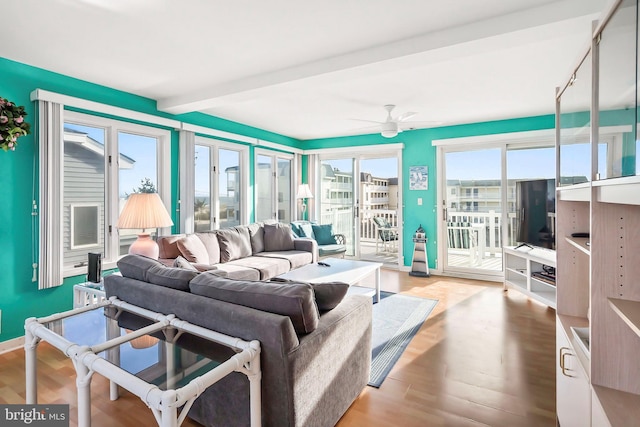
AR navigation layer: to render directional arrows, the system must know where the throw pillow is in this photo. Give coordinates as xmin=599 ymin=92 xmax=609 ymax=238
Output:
xmin=190 ymin=274 xmax=319 ymax=334
xmin=195 ymin=232 xmax=221 ymax=264
xmin=177 ymin=234 xmax=209 ymax=264
xmin=264 ymin=223 xmax=295 ymax=252
xmin=311 ymin=224 xmax=336 ymax=245
xmin=217 ymin=227 xmax=252 ymax=262
xmin=290 ymin=222 xmax=302 ymax=237
xmin=271 ymin=278 xmax=349 ymax=311
xmin=173 ymin=255 xmax=198 ymax=271
xmin=247 ymin=223 xmax=265 ymax=254
xmin=299 ymin=223 xmax=315 ymax=239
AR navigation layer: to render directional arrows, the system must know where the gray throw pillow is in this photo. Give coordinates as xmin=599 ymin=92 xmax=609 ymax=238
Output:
xmin=247 ymin=223 xmax=265 ymax=254
xmin=195 ymin=232 xmax=221 ymax=264
xmin=271 ymin=277 xmax=349 ymax=311
xmin=264 ymin=223 xmax=295 ymax=252
xmin=190 ymin=274 xmax=319 ymax=334
xmin=217 ymin=227 xmax=252 ymax=262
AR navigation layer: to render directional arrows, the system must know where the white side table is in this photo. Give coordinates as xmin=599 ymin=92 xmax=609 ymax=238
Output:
xmin=73 ymin=282 xmax=107 ymax=308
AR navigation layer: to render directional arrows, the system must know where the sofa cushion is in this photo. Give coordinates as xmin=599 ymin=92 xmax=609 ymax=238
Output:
xmin=217 ymin=227 xmax=252 ymax=262
xmin=196 ymin=232 xmax=221 ymax=264
xmin=318 ymin=244 xmax=347 ymax=258
xmin=225 ymin=256 xmax=291 ymax=280
xmin=117 ymin=254 xmax=198 ymax=291
xmin=312 ymin=224 xmax=336 ymax=245
xmin=247 ymin=223 xmax=265 ymax=254
xmin=264 ymin=223 xmax=295 ymax=252
xmin=190 ymin=274 xmax=320 ymax=334
xmin=212 ymin=263 xmax=261 ymax=280
xmin=256 ymin=251 xmax=313 ymax=270
xmin=177 ymin=234 xmax=210 ymax=264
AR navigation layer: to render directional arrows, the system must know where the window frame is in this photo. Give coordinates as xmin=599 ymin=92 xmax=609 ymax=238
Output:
xmin=191 ymin=136 xmax=249 ymax=231
xmin=254 ymin=148 xmax=296 ymax=222
xmin=63 ymin=111 xmax=171 ymax=277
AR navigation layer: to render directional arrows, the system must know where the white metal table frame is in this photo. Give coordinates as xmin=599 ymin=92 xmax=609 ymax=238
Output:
xmin=24 ymin=297 xmax=262 ymax=427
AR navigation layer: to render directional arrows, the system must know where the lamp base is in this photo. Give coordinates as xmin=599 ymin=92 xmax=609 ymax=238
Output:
xmin=129 ymin=234 xmax=159 ymax=259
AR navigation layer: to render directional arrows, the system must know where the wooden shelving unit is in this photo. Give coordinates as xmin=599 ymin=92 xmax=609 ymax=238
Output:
xmin=555 ymin=1 xmax=640 ymax=425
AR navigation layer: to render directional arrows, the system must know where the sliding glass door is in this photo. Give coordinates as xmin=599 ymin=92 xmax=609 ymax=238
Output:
xmin=318 ymin=158 xmax=357 ymax=256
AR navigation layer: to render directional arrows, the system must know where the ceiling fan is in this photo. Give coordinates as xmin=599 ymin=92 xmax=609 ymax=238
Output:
xmin=352 ymin=104 xmax=430 ymax=138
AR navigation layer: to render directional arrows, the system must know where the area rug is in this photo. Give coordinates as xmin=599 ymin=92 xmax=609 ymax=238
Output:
xmin=369 ymin=292 xmax=438 ymax=388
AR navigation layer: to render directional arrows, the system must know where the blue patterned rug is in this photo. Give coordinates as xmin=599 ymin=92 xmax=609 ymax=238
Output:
xmin=369 ymin=291 xmax=438 ymax=387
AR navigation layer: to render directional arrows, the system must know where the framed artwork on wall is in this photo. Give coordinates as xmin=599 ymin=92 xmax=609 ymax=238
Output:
xmin=409 ymin=166 xmax=428 ymax=190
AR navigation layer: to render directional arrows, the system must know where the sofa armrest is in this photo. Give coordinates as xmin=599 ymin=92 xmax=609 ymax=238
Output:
xmin=288 ymin=295 xmax=372 ymax=426
xmin=294 ymin=237 xmax=318 ymax=263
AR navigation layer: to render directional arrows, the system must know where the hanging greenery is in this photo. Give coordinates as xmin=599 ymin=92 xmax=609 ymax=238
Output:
xmin=0 ymin=97 xmax=31 ymax=151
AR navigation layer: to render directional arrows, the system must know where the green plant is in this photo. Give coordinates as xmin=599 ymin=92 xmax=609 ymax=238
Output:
xmin=0 ymin=97 xmax=31 ymax=151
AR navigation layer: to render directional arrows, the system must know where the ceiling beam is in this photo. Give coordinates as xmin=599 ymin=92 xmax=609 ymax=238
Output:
xmin=157 ymin=0 xmax=604 ymax=114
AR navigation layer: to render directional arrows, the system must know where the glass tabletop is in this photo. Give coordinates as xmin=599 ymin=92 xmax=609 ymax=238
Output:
xmin=42 ymin=307 xmax=221 ymax=391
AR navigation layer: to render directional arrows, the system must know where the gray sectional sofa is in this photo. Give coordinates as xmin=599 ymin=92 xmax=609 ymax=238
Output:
xmin=104 ymin=254 xmax=372 ymax=427
xmin=157 ymin=222 xmax=318 ymax=280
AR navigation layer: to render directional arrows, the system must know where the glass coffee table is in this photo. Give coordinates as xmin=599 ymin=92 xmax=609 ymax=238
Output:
xmin=24 ymin=298 xmax=261 ymax=427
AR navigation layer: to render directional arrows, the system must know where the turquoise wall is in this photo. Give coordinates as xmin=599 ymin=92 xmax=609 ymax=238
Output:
xmin=303 ymin=114 xmax=556 ymax=270
xmin=0 ymin=55 xmax=582 ymax=344
xmin=0 ymin=57 xmax=298 ymax=343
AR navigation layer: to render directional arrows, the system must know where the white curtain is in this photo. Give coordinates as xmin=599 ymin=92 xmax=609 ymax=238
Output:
xmin=179 ymin=130 xmax=196 ymax=234
xmin=36 ymin=100 xmax=64 ymax=289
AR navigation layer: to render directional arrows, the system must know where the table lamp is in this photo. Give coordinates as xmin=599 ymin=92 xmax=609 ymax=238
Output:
xmin=117 ymin=193 xmax=174 ymax=259
xmin=296 ymin=184 xmax=314 ymax=220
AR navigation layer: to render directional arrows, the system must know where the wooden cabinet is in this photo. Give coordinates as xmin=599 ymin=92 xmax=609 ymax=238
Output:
xmin=503 ymin=245 xmax=556 ymax=308
xmin=555 ymin=1 xmax=640 ymax=425
xmin=557 ymin=320 xmax=591 ymax=427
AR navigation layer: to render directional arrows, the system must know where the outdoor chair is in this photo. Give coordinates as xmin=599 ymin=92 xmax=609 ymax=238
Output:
xmin=372 ymin=216 xmax=398 ymax=254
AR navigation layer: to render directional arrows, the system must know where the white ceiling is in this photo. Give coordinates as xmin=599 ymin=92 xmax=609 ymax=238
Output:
xmin=4 ymin=0 xmax=608 ymax=140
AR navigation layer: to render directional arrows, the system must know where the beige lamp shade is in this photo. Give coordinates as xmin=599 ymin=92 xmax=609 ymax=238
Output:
xmin=117 ymin=193 xmax=174 ymax=230
xmin=295 ymin=184 xmax=314 ymax=199
xmin=117 ymin=193 xmax=173 ymax=259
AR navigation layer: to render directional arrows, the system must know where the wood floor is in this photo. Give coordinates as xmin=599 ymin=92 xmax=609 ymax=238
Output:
xmin=0 ymin=272 xmax=556 ymax=426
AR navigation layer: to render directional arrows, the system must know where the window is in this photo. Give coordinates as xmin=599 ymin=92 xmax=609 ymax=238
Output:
xmin=255 ymin=150 xmax=294 ymax=222
xmin=193 ymin=137 xmax=247 ymax=231
xmin=63 ymin=112 xmax=171 ymax=276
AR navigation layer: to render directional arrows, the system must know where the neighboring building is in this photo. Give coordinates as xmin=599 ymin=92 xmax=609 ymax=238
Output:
xmin=62 ymin=128 xmax=135 ymax=268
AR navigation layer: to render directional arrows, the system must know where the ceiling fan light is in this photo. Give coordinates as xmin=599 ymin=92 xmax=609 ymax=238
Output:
xmin=381 ymin=121 xmax=398 ymax=138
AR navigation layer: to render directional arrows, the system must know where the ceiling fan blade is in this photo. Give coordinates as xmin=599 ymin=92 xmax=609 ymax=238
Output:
xmin=349 ymin=118 xmax=384 ymax=124
xmin=397 ymin=112 xmax=418 ymax=122
xmin=398 ymin=120 xmax=443 ymax=130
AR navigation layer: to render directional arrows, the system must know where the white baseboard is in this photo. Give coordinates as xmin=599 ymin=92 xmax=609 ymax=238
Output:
xmin=0 ymin=336 xmax=24 ymax=354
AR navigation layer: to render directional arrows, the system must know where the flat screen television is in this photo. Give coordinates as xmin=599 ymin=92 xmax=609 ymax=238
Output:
xmin=515 ymin=178 xmax=555 ymax=249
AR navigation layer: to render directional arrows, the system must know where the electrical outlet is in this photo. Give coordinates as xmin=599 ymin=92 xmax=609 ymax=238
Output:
xmin=417 ymin=198 xmax=423 ymax=206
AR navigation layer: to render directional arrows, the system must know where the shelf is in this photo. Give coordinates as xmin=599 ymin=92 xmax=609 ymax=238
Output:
xmin=530 ymin=276 xmax=556 ymax=289
xmin=594 ymin=176 xmax=640 ymax=206
xmin=608 ymin=298 xmax=640 ymax=338
xmin=593 ymin=385 xmax=640 ymax=427
xmin=565 ymin=236 xmax=590 ymax=255
xmin=505 ymin=267 xmax=527 ymax=277
xmin=557 ymin=182 xmax=591 ymax=202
